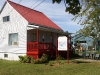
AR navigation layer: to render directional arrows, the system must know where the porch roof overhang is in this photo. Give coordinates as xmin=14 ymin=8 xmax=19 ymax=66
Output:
xmin=27 ymin=23 xmax=72 ymax=36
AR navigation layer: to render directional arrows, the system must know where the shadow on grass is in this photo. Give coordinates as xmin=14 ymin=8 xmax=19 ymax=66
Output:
xmin=71 ymin=60 xmax=90 ymax=64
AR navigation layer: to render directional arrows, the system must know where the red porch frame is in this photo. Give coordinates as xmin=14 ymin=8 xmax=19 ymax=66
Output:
xmin=27 ymin=29 xmax=56 ymax=59
xmin=27 ymin=42 xmax=56 ymax=59
xmin=27 ymin=29 xmax=71 ymax=59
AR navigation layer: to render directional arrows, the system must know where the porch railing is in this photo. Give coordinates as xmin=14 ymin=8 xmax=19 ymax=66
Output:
xmin=27 ymin=42 xmax=38 ymax=51
xmin=39 ymin=42 xmax=53 ymax=50
xmin=27 ymin=42 xmax=56 ymax=51
xmin=27 ymin=42 xmax=56 ymax=59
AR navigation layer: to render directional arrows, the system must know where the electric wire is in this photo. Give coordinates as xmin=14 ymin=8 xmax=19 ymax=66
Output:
xmin=7 ymin=0 xmax=22 ymax=15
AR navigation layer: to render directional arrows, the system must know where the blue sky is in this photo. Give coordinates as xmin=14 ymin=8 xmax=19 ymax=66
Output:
xmin=0 ymin=0 xmax=83 ymax=33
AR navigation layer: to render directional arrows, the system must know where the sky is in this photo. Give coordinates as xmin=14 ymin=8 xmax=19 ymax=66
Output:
xmin=0 ymin=0 xmax=83 ymax=33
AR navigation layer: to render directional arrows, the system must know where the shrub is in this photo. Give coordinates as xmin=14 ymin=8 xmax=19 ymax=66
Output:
xmin=34 ymin=54 xmax=49 ymax=64
xmin=58 ymin=55 xmax=64 ymax=60
xmin=40 ymin=54 xmax=48 ymax=63
xmin=34 ymin=59 xmax=42 ymax=64
xmin=23 ymin=55 xmax=33 ymax=63
xmin=48 ymin=53 xmax=56 ymax=60
xmin=19 ymin=55 xmax=34 ymax=63
xmin=19 ymin=54 xmax=49 ymax=64
xmin=18 ymin=56 xmax=24 ymax=63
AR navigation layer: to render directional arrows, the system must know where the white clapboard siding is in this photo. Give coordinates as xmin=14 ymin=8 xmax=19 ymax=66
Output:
xmin=0 ymin=1 xmax=28 ymax=60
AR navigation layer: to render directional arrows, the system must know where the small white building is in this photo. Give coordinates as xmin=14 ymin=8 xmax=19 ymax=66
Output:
xmin=0 ymin=0 xmax=70 ymax=60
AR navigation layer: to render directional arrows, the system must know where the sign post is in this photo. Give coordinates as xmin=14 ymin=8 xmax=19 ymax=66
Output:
xmin=67 ymin=37 xmax=69 ymax=64
xmin=58 ymin=36 xmax=69 ymax=64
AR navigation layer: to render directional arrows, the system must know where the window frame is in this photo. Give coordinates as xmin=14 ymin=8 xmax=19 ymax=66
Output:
xmin=4 ymin=54 xmax=8 ymax=58
xmin=8 ymin=33 xmax=18 ymax=46
xmin=3 ymin=16 xmax=10 ymax=22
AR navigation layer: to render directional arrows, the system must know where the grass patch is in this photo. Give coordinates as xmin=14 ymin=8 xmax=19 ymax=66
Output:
xmin=0 ymin=59 xmax=100 ymax=75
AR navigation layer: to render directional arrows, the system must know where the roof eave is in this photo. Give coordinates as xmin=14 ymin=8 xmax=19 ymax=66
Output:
xmin=0 ymin=1 xmax=7 ymax=14
xmin=28 ymin=24 xmax=71 ymax=36
xmin=28 ymin=22 xmax=63 ymax=32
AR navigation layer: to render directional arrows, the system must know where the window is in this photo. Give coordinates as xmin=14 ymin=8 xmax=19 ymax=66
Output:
xmin=8 ymin=33 xmax=18 ymax=45
xmin=3 ymin=16 xmax=10 ymax=22
xmin=4 ymin=54 xmax=8 ymax=58
xmin=32 ymin=33 xmax=36 ymax=41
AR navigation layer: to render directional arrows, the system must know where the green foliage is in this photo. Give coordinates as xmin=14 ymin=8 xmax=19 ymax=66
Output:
xmin=18 ymin=56 xmax=24 ymax=63
xmin=34 ymin=59 xmax=42 ymax=64
xmin=53 ymin=0 xmax=100 ymax=41
xmin=48 ymin=54 xmax=56 ymax=60
xmin=40 ymin=54 xmax=49 ymax=63
xmin=52 ymin=0 xmax=61 ymax=3
xmin=73 ymin=0 xmax=100 ymax=42
xmin=19 ymin=55 xmax=34 ymax=63
xmin=52 ymin=0 xmax=81 ymax=15
xmin=58 ymin=55 xmax=65 ymax=60
xmin=34 ymin=54 xmax=49 ymax=64
xmin=19 ymin=54 xmax=49 ymax=64
xmin=47 ymin=61 xmax=55 ymax=66
xmin=95 ymin=51 xmax=100 ymax=54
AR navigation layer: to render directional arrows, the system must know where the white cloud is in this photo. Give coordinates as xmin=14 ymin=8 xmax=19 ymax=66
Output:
xmin=56 ymin=21 xmax=80 ymax=26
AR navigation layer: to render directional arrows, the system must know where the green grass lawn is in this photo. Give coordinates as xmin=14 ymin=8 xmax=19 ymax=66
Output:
xmin=0 ymin=59 xmax=100 ymax=75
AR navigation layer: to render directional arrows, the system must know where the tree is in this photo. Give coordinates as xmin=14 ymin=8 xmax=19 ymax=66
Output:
xmin=71 ymin=0 xmax=100 ymax=48
xmin=53 ymin=0 xmax=100 ymax=44
xmin=52 ymin=0 xmax=81 ymax=15
xmin=73 ymin=0 xmax=100 ymax=43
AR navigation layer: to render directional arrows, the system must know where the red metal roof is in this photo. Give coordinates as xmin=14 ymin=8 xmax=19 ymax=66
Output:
xmin=7 ymin=0 xmax=62 ymax=31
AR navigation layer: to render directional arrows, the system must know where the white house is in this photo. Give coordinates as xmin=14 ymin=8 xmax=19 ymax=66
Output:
xmin=0 ymin=0 xmax=70 ymax=60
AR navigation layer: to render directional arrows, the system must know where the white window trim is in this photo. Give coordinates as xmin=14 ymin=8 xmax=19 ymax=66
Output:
xmin=3 ymin=16 xmax=10 ymax=22
xmin=8 ymin=33 xmax=18 ymax=46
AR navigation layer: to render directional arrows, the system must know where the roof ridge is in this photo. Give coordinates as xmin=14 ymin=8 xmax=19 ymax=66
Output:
xmin=7 ymin=0 xmax=62 ymax=31
xmin=7 ymin=0 xmax=43 ymax=14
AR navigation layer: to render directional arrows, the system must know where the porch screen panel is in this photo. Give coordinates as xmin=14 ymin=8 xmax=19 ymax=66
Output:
xmin=32 ymin=33 xmax=36 ymax=41
xmin=42 ymin=34 xmax=46 ymax=42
